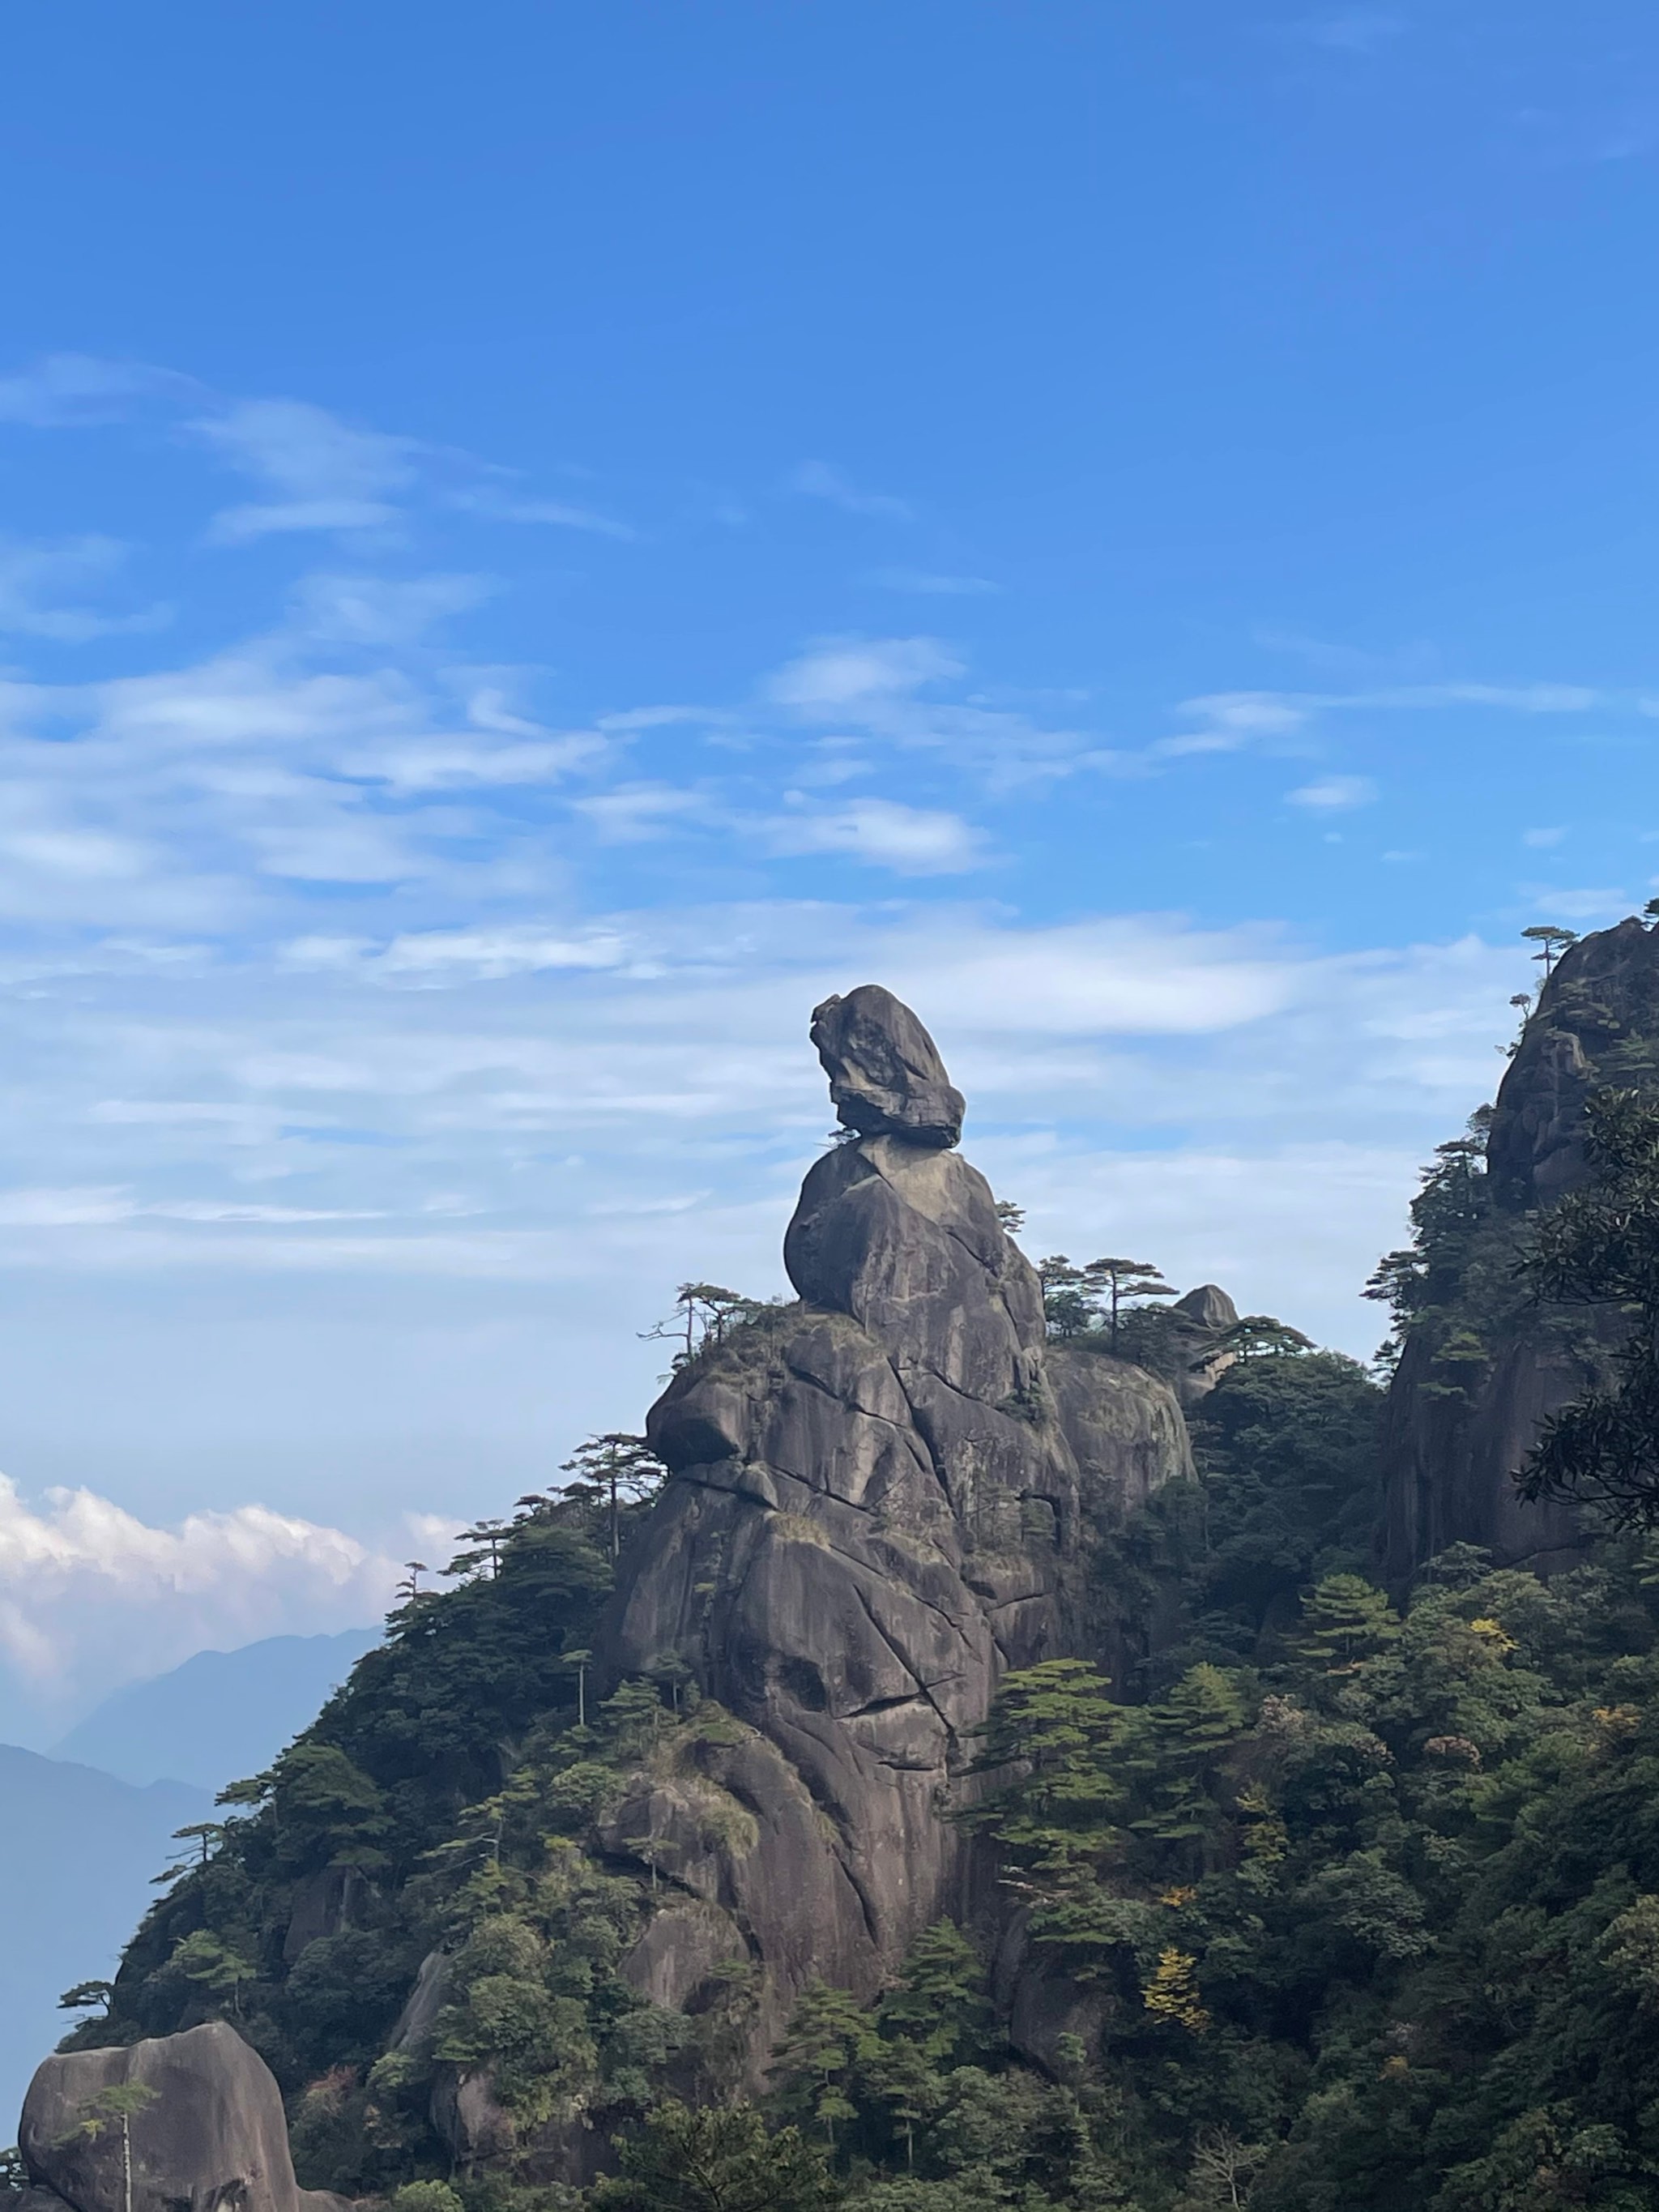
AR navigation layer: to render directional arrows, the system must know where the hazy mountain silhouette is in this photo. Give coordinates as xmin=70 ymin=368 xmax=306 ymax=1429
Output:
xmin=52 ymin=1629 xmax=380 ymax=1792
xmin=0 ymin=1745 xmax=208 ymax=2140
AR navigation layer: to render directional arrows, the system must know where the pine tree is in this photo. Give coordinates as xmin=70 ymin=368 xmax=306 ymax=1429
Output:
xmin=169 ymin=1930 xmax=258 ymax=2016
xmin=963 ymin=1660 xmax=1134 ymax=1968
xmin=876 ymin=1920 xmax=993 ymax=2065
xmin=56 ymin=2084 xmax=159 ymax=2212
xmin=858 ymin=2035 xmax=942 ymax=2172
xmin=1210 ymin=1314 xmax=1313 ymax=1361
xmin=1083 ymin=1257 xmax=1178 ymax=1346
xmin=558 ymin=1433 xmax=665 ymax=1557
xmin=968 ymin=1658 xmax=1127 ymax=1851
xmin=1290 ymin=1574 xmax=1401 ymax=1685
xmin=641 ymin=1283 xmax=766 ymax=1364
xmin=1131 ymin=1664 xmax=1250 ymax=1873
xmin=1521 ymin=923 xmax=1579 ymax=975
xmin=770 ymin=1981 xmax=875 ymax=2150
xmin=591 ymin=2100 xmax=841 ymax=2212
xmin=1038 ymin=1254 xmax=1095 ymax=1338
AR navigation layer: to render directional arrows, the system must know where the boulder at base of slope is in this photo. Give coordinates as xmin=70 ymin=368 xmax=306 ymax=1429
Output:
xmin=19 ymin=2022 xmax=348 ymax=2212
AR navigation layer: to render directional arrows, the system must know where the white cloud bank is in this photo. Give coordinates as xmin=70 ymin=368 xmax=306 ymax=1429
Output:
xmin=0 ymin=1474 xmax=424 ymax=1744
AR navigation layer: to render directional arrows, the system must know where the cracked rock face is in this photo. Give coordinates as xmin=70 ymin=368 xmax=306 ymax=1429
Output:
xmin=603 ymin=987 xmax=1191 ymax=2071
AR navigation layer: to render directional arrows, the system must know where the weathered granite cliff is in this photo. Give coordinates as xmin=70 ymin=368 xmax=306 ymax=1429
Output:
xmin=1381 ymin=917 xmax=1659 ymax=1582
xmin=599 ymin=984 xmax=1191 ymax=2072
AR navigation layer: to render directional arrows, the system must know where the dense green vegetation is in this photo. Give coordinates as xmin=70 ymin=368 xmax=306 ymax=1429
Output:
xmin=1520 ymin=1088 xmax=1659 ymax=1525
xmin=58 ymin=1480 xmax=667 ymax=2189
xmin=775 ymin=1540 xmax=1659 ymax=2210
xmin=1139 ymin=1349 xmax=1384 ymax=1679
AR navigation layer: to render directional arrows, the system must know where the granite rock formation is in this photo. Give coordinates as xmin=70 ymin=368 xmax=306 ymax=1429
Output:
xmin=18 ymin=2024 xmax=346 ymax=2212
xmin=600 ymin=984 xmax=1191 ymax=2075
xmin=810 ymin=984 xmax=966 ymax=1147
xmin=1166 ymin=1283 xmax=1241 ymax=1407
xmin=1381 ymin=917 xmax=1659 ymax=1582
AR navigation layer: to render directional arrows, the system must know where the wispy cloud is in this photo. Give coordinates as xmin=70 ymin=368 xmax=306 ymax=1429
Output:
xmin=452 ymin=484 xmax=636 ymax=540
xmin=0 ymin=353 xmax=635 ymax=553
xmin=198 ymin=398 xmax=417 ymax=542
xmin=0 ymin=352 xmax=200 ymax=428
xmin=1288 ymin=774 xmax=1377 ymax=810
xmin=283 ymin=925 xmax=632 ymax=982
xmin=863 ymin=568 xmax=999 ymax=596
xmin=758 ymin=796 xmax=987 ymax=873
xmin=1280 ymin=10 xmax=1405 ymax=56
xmin=1159 ymin=691 xmax=1313 ymax=756
xmin=787 ymin=459 xmax=913 ymax=523
xmin=1370 ymin=681 xmax=1599 ymax=713
xmin=345 ymin=733 xmax=607 ymax=794
xmin=762 ymin=634 xmax=1104 ymax=790
xmin=767 ymin=634 xmax=962 ymax=711
xmin=0 ymin=1187 xmax=384 ymax=1227
xmin=1516 ymin=885 xmax=1632 ymax=923
xmin=1132 ymin=675 xmax=1609 ymax=788
xmin=287 ymin=570 xmax=497 ymax=647
xmin=0 ymin=536 xmax=171 ymax=643
xmin=575 ymin=780 xmax=714 ymax=842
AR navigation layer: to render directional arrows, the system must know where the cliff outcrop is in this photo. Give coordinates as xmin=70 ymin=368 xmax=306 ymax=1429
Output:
xmin=1381 ymin=918 xmax=1659 ymax=1582
xmin=599 ymin=984 xmax=1190 ymax=2071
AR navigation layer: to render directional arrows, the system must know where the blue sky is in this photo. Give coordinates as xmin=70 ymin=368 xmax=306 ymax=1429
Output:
xmin=1 ymin=0 xmax=1657 ymax=1735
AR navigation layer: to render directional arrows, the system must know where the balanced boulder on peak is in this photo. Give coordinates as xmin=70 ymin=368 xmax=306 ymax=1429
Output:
xmin=809 ymin=983 xmax=966 ymax=1147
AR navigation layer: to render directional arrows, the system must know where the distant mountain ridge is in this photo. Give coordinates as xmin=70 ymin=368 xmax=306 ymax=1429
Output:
xmin=0 ymin=1745 xmax=208 ymax=2142
xmin=52 ymin=1628 xmax=381 ymax=1792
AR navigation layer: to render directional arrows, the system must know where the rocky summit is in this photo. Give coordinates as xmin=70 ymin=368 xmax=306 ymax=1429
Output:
xmin=605 ymin=985 xmax=1188 ymax=2075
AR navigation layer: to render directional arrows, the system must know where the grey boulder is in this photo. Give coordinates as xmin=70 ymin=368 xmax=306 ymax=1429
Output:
xmin=19 ymin=2022 xmax=347 ymax=2212
xmin=811 ymin=984 xmax=966 ymax=1147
